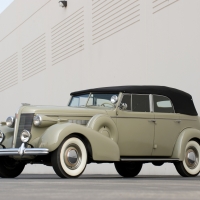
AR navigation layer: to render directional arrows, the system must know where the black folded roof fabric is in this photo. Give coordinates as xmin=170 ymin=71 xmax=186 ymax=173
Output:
xmin=70 ymin=85 xmax=198 ymax=116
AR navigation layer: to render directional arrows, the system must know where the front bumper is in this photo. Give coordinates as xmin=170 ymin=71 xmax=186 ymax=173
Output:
xmin=0 ymin=143 xmax=49 ymax=156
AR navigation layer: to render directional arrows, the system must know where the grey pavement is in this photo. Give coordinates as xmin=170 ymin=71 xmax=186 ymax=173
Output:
xmin=0 ymin=174 xmax=200 ymax=200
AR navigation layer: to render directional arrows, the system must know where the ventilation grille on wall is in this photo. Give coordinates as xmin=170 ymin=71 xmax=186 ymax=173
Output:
xmin=92 ymin=0 xmax=140 ymax=45
xmin=22 ymin=33 xmax=46 ymax=81
xmin=0 ymin=52 xmax=18 ymax=92
xmin=51 ymin=7 xmax=84 ymax=66
xmin=153 ymin=0 xmax=179 ymax=14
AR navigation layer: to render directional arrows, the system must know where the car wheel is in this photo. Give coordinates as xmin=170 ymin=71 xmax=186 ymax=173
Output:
xmin=0 ymin=156 xmax=25 ymax=178
xmin=51 ymin=137 xmax=87 ymax=178
xmin=174 ymin=140 xmax=200 ymax=177
xmin=114 ymin=161 xmax=143 ymax=177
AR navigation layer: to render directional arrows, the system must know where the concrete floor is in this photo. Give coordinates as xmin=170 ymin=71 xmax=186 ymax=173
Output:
xmin=0 ymin=175 xmax=200 ymax=200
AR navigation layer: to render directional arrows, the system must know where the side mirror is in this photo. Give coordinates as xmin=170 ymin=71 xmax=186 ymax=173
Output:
xmin=119 ymin=103 xmax=128 ymax=110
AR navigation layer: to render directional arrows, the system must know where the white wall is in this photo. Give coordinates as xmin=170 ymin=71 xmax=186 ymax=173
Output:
xmin=0 ymin=0 xmax=200 ymax=175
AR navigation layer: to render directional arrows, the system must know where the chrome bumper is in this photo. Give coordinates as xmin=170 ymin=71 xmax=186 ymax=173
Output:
xmin=0 ymin=143 xmax=49 ymax=156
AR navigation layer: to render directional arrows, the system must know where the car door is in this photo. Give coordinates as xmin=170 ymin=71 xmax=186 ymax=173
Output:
xmin=117 ymin=94 xmax=155 ymax=156
xmin=152 ymin=95 xmax=181 ymax=156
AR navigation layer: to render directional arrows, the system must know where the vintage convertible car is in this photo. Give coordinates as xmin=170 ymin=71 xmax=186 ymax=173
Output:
xmin=0 ymin=86 xmax=200 ymax=178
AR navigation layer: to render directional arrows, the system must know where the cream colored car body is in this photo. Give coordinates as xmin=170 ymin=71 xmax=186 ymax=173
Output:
xmin=1 ymin=91 xmax=200 ymax=162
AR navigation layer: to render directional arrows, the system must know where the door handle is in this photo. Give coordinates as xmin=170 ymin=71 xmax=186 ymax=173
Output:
xmin=148 ymin=120 xmax=156 ymax=123
xmin=174 ymin=120 xmax=181 ymax=123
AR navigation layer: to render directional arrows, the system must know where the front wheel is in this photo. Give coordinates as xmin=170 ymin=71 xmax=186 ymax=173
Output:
xmin=51 ymin=137 xmax=87 ymax=178
xmin=0 ymin=156 xmax=25 ymax=178
xmin=114 ymin=162 xmax=143 ymax=177
xmin=174 ymin=140 xmax=200 ymax=177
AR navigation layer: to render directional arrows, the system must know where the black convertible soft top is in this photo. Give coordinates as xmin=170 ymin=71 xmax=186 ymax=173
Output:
xmin=71 ymin=86 xmax=198 ymax=116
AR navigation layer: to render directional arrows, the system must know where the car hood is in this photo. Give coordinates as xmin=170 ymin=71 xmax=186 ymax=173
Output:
xmin=20 ymin=105 xmax=107 ymax=117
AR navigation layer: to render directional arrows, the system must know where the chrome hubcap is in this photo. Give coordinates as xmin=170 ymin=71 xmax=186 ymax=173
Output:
xmin=64 ymin=144 xmax=82 ymax=170
xmin=67 ymin=149 xmax=78 ymax=164
xmin=185 ymin=147 xmax=199 ymax=169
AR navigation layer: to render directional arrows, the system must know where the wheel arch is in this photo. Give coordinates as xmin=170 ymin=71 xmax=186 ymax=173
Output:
xmin=189 ymin=137 xmax=200 ymax=145
xmin=62 ymin=133 xmax=93 ymax=162
xmin=172 ymin=128 xmax=200 ymax=160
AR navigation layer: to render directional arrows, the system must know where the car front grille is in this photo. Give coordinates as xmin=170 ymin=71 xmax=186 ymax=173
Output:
xmin=15 ymin=113 xmax=34 ymax=148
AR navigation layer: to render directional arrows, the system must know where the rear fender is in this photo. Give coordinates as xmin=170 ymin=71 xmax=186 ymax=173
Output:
xmin=172 ymin=128 xmax=200 ymax=160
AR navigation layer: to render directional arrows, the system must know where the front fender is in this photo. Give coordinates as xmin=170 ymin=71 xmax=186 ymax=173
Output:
xmin=172 ymin=128 xmax=200 ymax=160
xmin=0 ymin=125 xmax=14 ymax=148
xmin=37 ymin=123 xmax=120 ymax=161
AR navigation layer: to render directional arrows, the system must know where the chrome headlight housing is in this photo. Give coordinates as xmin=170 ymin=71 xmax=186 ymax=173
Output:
xmin=111 ymin=95 xmax=118 ymax=104
xmin=6 ymin=116 xmax=15 ymax=128
xmin=0 ymin=131 xmax=5 ymax=144
xmin=21 ymin=130 xmax=31 ymax=143
xmin=33 ymin=115 xmax=42 ymax=126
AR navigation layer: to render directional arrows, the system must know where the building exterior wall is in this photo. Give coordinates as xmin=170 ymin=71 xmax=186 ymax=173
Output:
xmin=0 ymin=0 xmax=200 ymax=174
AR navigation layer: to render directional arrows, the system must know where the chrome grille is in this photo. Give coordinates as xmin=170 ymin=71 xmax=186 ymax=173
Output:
xmin=15 ymin=113 xmax=34 ymax=148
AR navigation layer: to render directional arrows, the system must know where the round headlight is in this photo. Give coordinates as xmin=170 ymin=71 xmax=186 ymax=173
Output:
xmin=21 ymin=130 xmax=31 ymax=143
xmin=6 ymin=116 xmax=15 ymax=128
xmin=33 ymin=115 xmax=42 ymax=126
xmin=111 ymin=95 xmax=118 ymax=104
xmin=0 ymin=131 xmax=5 ymax=144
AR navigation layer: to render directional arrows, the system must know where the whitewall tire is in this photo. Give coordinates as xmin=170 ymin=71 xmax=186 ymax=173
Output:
xmin=175 ymin=140 xmax=200 ymax=177
xmin=51 ymin=136 xmax=87 ymax=178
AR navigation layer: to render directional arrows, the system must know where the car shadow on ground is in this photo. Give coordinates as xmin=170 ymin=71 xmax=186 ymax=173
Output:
xmin=10 ymin=174 xmax=200 ymax=180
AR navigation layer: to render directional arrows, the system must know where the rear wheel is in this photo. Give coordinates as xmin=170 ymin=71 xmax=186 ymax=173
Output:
xmin=114 ymin=162 xmax=143 ymax=177
xmin=174 ymin=140 xmax=200 ymax=177
xmin=51 ymin=137 xmax=87 ymax=178
xmin=0 ymin=156 xmax=25 ymax=178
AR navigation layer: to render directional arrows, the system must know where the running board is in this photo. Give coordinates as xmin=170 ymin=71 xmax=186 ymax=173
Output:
xmin=120 ymin=158 xmax=179 ymax=162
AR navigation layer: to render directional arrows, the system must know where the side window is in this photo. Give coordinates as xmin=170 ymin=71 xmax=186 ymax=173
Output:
xmin=121 ymin=95 xmax=131 ymax=111
xmin=153 ymin=95 xmax=174 ymax=113
xmin=132 ymin=94 xmax=150 ymax=112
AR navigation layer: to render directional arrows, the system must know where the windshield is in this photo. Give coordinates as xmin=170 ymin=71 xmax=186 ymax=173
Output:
xmin=69 ymin=93 xmax=119 ymax=108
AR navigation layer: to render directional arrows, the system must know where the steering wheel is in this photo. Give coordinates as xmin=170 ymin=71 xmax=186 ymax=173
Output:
xmin=101 ymin=102 xmax=114 ymax=107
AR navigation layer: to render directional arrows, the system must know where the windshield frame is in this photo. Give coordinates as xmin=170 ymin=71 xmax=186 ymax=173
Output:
xmin=68 ymin=92 xmax=120 ymax=109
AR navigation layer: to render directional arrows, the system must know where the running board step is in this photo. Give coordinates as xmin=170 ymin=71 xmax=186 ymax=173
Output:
xmin=120 ymin=158 xmax=179 ymax=162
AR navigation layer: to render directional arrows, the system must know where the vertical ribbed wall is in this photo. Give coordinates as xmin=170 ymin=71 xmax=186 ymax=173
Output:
xmin=92 ymin=0 xmax=141 ymax=45
xmin=0 ymin=52 xmax=18 ymax=92
xmin=153 ymin=0 xmax=179 ymax=14
xmin=22 ymin=33 xmax=46 ymax=81
xmin=51 ymin=7 xmax=85 ymax=66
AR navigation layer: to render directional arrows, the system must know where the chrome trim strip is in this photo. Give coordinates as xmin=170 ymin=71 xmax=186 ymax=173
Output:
xmin=116 ymin=92 xmax=123 ymax=108
xmin=68 ymin=119 xmax=89 ymax=125
xmin=12 ymin=112 xmax=19 ymax=148
xmin=149 ymin=94 xmax=154 ymax=112
xmin=111 ymin=117 xmax=157 ymax=119
xmin=85 ymin=93 xmax=92 ymax=107
xmin=131 ymin=94 xmax=132 ymax=111
xmin=46 ymin=115 xmax=92 ymax=118
xmin=120 ymin=158 xmax=179 ymax=161
xmin=0 ymin=143 xmax=49 ymax=156
xmin=67 ymin=96 xmax=73 ymax=106
xmin=178 ymin=119 xmax=197 ymax=121
xmin=111 ymin=116 xmax=181 ymax=120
